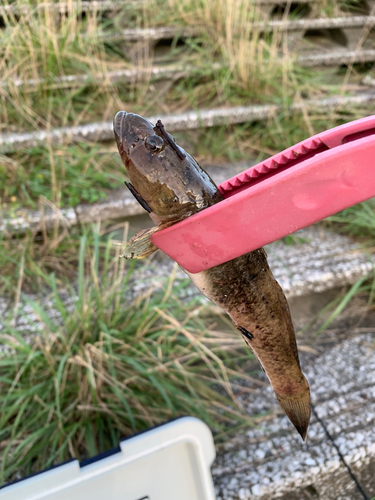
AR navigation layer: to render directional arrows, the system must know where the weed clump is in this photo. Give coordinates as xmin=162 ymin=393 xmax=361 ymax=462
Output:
xmin=0 ymin=231 xmax=254 ymax=484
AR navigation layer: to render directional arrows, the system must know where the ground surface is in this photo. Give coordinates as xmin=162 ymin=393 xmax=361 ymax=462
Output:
xmin=213 ymin=320 xmax=375 ymax=499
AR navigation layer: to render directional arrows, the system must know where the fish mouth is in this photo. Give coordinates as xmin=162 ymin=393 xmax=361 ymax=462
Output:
xmin=113 ymin=110 xmax=127 ymax=151
xmin=113 ymin=111 xmax=154 ymax=155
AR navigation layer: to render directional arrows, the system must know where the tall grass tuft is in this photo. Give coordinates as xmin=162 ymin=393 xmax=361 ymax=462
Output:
xmin=0 ymin=0 xmax=135 ymax=131
xmin=167 ymin=0 xmax=294 ymax=99
xmin=327 ymin=199 xmax=375 ymax=241
xmin=0 ymin=229 xmax=254 ymax=485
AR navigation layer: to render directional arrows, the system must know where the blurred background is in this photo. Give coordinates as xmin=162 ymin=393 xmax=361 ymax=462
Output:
xmin=1 ymin=1 xmax=375 ymax=498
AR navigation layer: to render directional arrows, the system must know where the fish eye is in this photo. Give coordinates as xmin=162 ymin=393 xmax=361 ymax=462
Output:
xmin=144 ymin=135 xmax=164 ymax=153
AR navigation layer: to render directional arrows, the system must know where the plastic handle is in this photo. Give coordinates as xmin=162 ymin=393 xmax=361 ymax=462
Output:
xmin=151 ymin=116 xmax=375 ymax=274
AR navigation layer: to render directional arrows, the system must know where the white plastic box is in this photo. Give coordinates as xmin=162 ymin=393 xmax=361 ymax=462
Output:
xmin=0 ymin=417 xmax=217 ymax=500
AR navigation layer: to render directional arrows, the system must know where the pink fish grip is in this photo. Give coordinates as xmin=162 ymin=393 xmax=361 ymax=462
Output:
xmin=152 ymin=115 xmax=375 ymax=274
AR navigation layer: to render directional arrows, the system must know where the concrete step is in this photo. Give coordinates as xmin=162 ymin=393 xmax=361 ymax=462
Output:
xmin=0 ymin=0 xmax=315 ymax=17
xmin=1 ymin=224 xmax=375 ymax=499
xmin=3 ymin=45 xmax=375 ymax=93
xmin=105 ymin=15 xmax=375 ymax=59
xmin=0 ymin=63 xmax=193 ymax=91
xmin=0 ymin=1 xmax=137 ymax=16
xmin=2 ymin=225 xmax=374 ymax=335
xmin=212 ymin=329 xmax=375 ymax=499
xmin=100 ymin=16 xmax=375 ymax=42
xmin=0 ymin=162 xmax=249 ymax=233
xmin=1 ymin=225 xmax=375 ymax=498
xmin=2 ymin=92 xmax=375 ymax=154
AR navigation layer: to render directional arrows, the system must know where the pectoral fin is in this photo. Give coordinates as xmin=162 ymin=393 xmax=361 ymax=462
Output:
xmin=120 ymin=227 xmax=159 ymax=259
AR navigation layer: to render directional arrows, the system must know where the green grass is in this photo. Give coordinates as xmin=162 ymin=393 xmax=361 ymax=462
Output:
xmin=314 ymin=275 xmax=371 ymax=335
xmin=316 ymin=0 xmax=370 ymax=16
xmin=2 ymin=103 xmax=371 ymax=211
xmin=296 ymin=268 xmax=375 ymax=337
xmin=182 ymin=103 xmax=369 ymax=163
xmin=0 ymin=0 xmax=364 ymax=128
xmin=1 ymin=0 xmax=373 ymax=212
xmin=0 ymin=228 xmax=256 ymax=485
xmin=1 ymin=143 xmax=122 ymax=208
xmin=0 ymin=222 xmax=109 ymax=296
xmin=1 ymin=0 xmax=375 ymax=483
xmin=327 ymin=199 xmax=375 ymax=241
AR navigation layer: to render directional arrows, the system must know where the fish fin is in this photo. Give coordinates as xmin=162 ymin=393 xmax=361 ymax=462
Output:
xmin=276 ymin=381 xmax=311 ymax=441
xmin=120 ymin=227 xmax=159 ymax=259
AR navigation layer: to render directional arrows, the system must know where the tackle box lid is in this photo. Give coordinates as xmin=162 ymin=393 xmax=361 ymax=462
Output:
xmin=0 ymin=417 xmax=217 ymax=500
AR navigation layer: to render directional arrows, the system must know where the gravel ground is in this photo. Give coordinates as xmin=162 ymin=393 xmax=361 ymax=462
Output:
xmin=1 ymin=225 xmax=374 ymax=331
xmin=213 ymin=332 xmax=375 ymax=500
xmin=1 ymin=226 xmax=375 ymax=499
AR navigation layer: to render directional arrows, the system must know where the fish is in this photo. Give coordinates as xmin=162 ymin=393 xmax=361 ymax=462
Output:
xmin=113 ymin=110 xmax=311 ymax=440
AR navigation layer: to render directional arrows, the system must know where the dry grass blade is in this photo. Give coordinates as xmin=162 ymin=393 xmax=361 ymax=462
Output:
xmin=0 ymin=229 xmax=255 ymax=485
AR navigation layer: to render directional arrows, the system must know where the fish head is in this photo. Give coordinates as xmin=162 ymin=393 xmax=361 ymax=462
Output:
xmin=113 ymin=111 xmax=223 ymax=224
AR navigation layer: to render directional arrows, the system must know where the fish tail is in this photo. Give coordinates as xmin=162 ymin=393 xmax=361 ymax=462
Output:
xmin=276 ymin=383 xmax=311 ymax=441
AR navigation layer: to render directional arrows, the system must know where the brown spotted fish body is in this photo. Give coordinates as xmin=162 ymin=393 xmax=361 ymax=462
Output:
xmin=114 ymin=111 xmax=311 ymax=440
